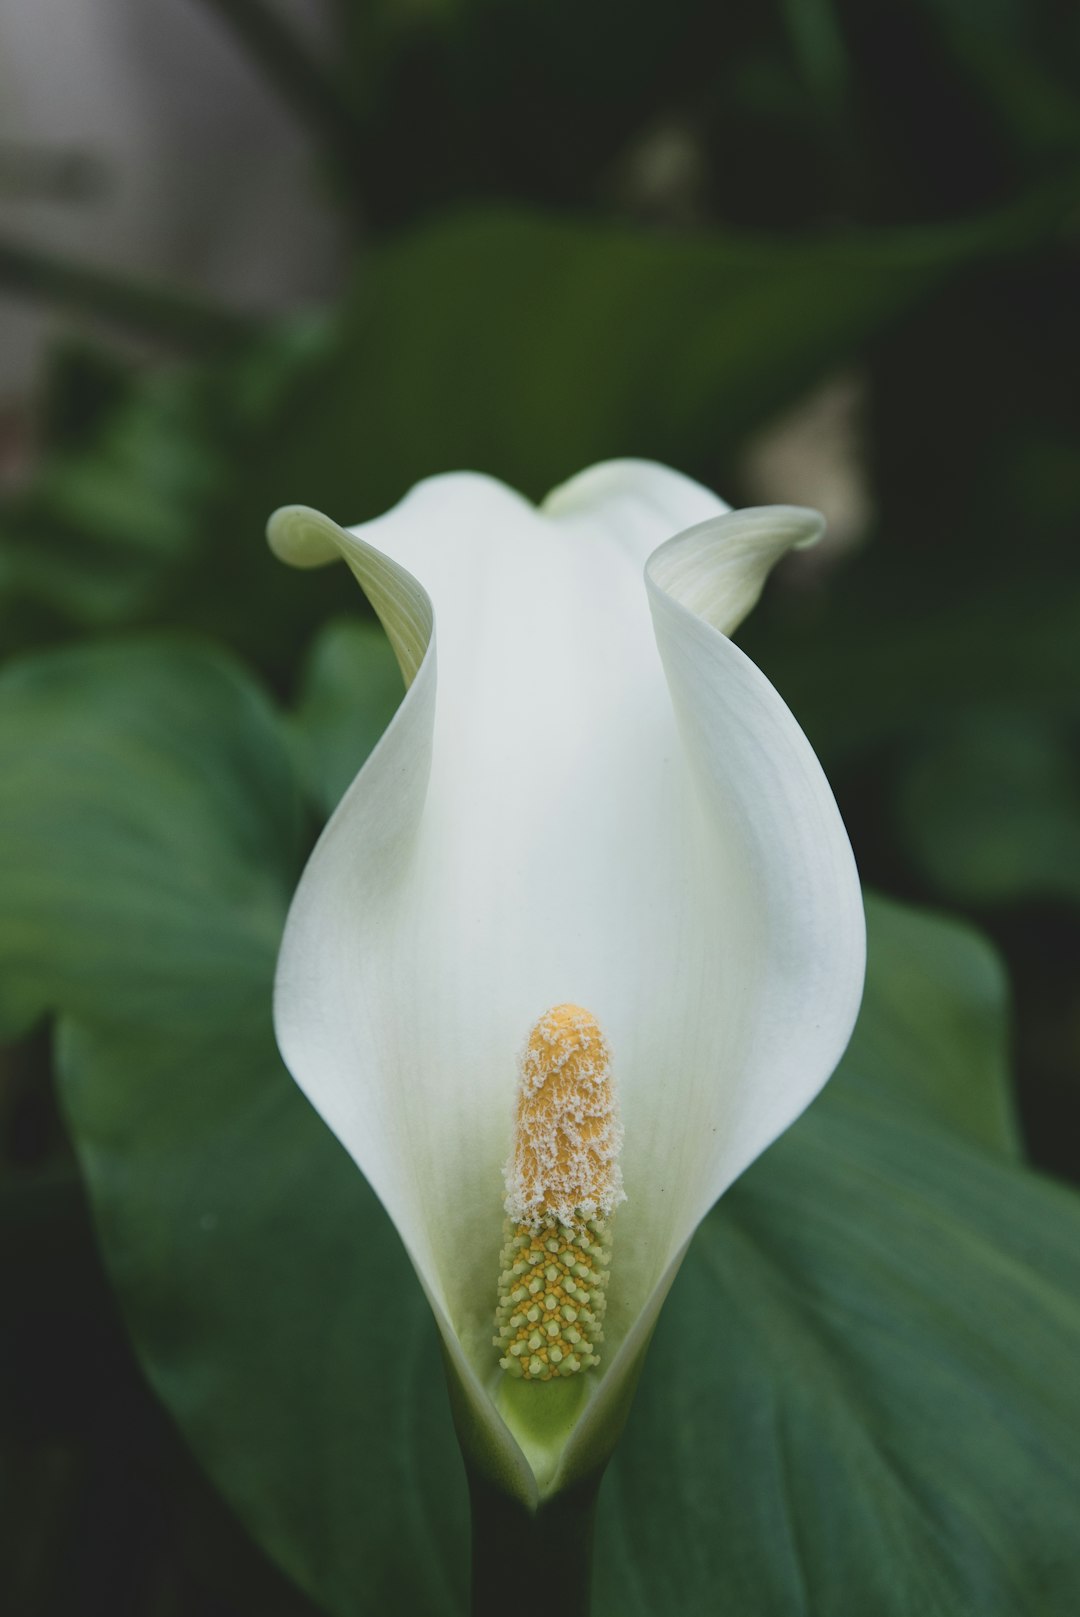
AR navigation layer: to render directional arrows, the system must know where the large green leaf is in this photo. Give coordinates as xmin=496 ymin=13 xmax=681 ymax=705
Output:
xmin=597 ymin=899 xmax=1071 ymax=1615
xmin=0 ymin=641 xmax=467 ymax=1614
xmin=0 ymin=639 xmax=299 ymax=1040
xmin=284 ymin=618 xmax=404 ymax=819
xmin=604 ymin=1083 xmax=1080 ymax=1615
xmin=1 ymin=639 xmax=1078 ymax=1616
xmin=838 ymin=891 xmax=1020 ymax=1154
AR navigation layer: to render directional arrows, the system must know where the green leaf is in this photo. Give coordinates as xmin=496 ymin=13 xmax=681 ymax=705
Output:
xmin=0 ymin=639 xmax=299 ymax=1039
xmin=843 ymin=893 xmax=1020 ymax=1155
xmin=2 ymin=640 xmax=1078 ymax=1616
xmin=896 ymin=710 xmax=1080 ymax=908
xmin=0 ymin=641 xmax=467 ymax=1615
xmin=596 ymin=911 xmax=1073 ymax=1615
xmin=741 ymin=547 xmax=1080 ymax=773
xmin=602 ymin=1087 xmax=1080 ymax=1615
xmin=0 ymin=369 xmax=214 ymax=631
xmin=284 ymin=618 xmax=404 ymax=818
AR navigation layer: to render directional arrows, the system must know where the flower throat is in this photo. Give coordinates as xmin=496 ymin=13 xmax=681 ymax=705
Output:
xmin=493 ymin=1005 xmax=623 ymax=1381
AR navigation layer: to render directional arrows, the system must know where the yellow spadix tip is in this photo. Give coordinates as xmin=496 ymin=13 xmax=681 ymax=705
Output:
xmin=504 ymin=1003 xmax=623 ymax=1227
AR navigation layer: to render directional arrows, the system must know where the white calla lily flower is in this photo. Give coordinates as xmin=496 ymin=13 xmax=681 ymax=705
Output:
xmin=267 ymin=459 xmax=865 ymax=1511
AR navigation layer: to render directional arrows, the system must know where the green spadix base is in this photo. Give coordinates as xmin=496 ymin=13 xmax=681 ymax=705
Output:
xmin=496 ymin=1372 xmax=591 ymax=1492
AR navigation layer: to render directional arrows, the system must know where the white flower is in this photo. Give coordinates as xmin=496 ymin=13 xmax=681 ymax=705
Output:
xmin=267 ymin=459 xmax=865 ymax=1508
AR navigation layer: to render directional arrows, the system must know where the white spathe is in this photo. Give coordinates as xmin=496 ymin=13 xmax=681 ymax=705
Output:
xmin=268 ymin=459 xmax=865 ymax=1506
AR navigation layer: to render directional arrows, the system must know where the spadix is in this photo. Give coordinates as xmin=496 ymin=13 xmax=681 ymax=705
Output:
xmin=495 ymin=1005 xmax=622 ymax=1380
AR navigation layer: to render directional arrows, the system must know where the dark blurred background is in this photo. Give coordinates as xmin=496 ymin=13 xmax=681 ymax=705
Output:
xmin=2 ymin=1 xmax=1079 ymax=1611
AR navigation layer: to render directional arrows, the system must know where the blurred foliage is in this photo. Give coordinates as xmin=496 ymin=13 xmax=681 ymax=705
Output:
xmin=2 ymin=0 xmax=1080 ymax=1610
xmin=897 ymin=711 xmax=1080 ymax=908
xmin=4 ymin=200 xmax=1059 ymax=673
xmin=323 ymin=0 xmax=1080 ymax=228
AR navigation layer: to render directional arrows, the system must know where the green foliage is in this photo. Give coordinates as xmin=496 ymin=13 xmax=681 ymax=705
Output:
xmin=284 ymin=619 xmax=404 ymax=818
xmin=897 ymin=711 xmax=1080 ymax=907
xmin=736 ymin=243 xmax=1080 ymax=929
xmin=0 ymin=639 xmax=467 ymax=1612
xmin=1 ymin=199 xmax=1057 ymax=672
xmin=608 ymin=1037 xmax=1080 ymax=1614
xmin=1 ymin=638 xmax=1078 ymax=1614
xmin=0 ymin=641 xmax=300 ymax=1041
xmin=260 ymin=203 xmax=1038 ymax=504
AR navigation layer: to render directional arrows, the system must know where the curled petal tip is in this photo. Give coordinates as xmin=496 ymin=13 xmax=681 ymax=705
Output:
xmin=266 ymin=504 xmax=346 ymax=570
xmin=647 ymin=503 xmax=827 ymax=637
xmin=774 ymin=504 xmax=827 ymax=550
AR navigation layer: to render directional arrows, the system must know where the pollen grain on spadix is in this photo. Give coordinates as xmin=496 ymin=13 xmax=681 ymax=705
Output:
xmin=494 ymin=1005 xmax=623 ymax=1381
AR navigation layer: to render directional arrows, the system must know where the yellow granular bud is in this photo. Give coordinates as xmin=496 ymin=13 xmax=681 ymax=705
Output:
xmin=504 ymin=1004 xmax=622 ymax=1226
xmin=494 ymin=1005 xmax=623 ymax=1381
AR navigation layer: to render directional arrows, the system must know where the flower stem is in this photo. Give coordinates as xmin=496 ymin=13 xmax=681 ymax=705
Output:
xmin=467 ymin=1468 xmax=600 ymax=1617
